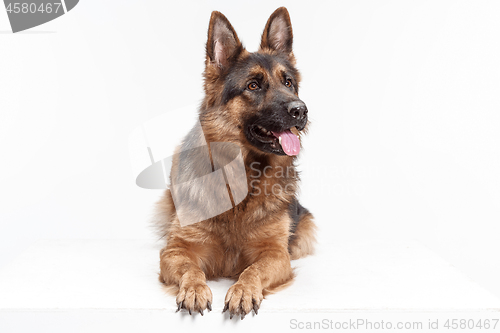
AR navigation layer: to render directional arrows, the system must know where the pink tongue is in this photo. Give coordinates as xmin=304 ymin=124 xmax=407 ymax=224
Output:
xmin=272 ymin=130 xmax=300 ymax=156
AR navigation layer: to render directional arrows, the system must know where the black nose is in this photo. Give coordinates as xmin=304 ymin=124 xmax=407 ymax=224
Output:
xmin=288 ymin=101 xmax=308 ymax=121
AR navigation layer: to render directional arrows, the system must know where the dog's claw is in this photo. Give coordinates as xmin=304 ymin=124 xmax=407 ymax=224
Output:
xmin=176 ymin=301 xmax=183 ymax=313
xmin=207 ymin=301 xmax=212 ymax=311
xmin=239 ymin=304 xmax=246 ymax=320
xmin=222 ymin=302 xmax=229 ymax=313
xmin=199 ymin=309 xmax=204 ymax=316
xmin=252 ymin=299 xmax=259 ymax=315
xmin=188 ymin=308 xmax=192 ymax=315
xmin=229 ymin=312 xmax=234 ymax=319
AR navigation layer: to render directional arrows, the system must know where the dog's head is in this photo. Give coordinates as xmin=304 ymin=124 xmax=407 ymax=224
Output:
xmin=202 ymin=7 xmax=308 ymax=157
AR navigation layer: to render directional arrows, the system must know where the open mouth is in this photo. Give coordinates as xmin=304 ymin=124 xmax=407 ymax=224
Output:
xmin=249 ymin=124 xmax=301 ymax=156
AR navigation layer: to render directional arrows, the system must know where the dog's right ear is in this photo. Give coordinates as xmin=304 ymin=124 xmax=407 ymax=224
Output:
xmin=260 ymin=7 xmax=293 ymax=56
xmin=206 ymin=11 xmax=243 ymax=70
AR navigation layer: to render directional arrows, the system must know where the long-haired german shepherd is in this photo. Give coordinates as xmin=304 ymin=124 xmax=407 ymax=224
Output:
xmin=156 ymin=7 xmax=316 ymax=319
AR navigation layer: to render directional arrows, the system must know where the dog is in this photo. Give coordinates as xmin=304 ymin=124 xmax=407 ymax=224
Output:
xmin=155 ymin=7 xmax=316 ymax=319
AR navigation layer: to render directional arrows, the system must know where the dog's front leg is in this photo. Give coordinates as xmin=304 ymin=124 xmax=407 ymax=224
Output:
xmin=223 ymin=243 xmax=293 ymax=319
xmin=159 ymin=243 xmax=213 ymax=315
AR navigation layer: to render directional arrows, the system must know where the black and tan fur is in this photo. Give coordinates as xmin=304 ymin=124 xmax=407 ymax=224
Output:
xmin=156 ymin=7 xmax=316 ymax=319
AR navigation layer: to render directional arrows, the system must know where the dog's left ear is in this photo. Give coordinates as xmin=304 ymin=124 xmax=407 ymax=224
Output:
xmin=260 ymin=7 xmax=293 ymax=56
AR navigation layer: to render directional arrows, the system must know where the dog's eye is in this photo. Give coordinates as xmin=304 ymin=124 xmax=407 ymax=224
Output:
xmin=285 ymin=79 xmax=293 ymax=88
xmin=248 ymin=82 xmax=259 ymax=91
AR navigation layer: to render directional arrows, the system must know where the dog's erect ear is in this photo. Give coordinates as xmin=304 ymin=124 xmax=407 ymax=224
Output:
xmin=260 ymin=7 xmax=293 ymax=55
xmin=206 ymin=11 xmax=243 ymax=69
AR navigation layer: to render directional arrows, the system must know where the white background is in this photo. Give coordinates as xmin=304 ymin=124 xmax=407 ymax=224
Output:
xmin=1 ymin=0 xmax=499 ymax=300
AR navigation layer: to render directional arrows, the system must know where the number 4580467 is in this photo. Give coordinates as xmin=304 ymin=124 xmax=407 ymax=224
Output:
xmin=6 ymin=3 xmax=62 ymax=14
xmin=444 ymin=319 xmax=499 ymax=330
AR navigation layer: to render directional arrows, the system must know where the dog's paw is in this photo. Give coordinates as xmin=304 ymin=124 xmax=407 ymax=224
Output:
xmin=176 ymin=281 xmax=213 ymax=315
xmin=223 ymin=282 xmax=263 ymax=320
